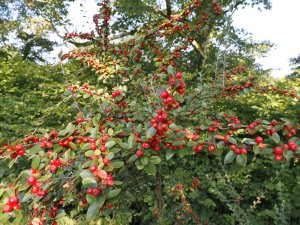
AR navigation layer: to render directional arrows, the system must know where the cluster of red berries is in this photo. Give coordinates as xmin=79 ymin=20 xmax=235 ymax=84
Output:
xmin=207 ymin=121 xmax=221 ymax=133
xmin=89 ymin=165 xmax=114 ymax=187
xmin=2 ymin=196 xmax=20 ymax=213
xmin=229 ymin=145 xmax=248 ymax=155
xmin=160 ymin=90 xmax=180 ymax=110
xmin=64 ymin=32 xmax=94 ymax=40
xmin=112 ymin=90 xmax=128 ymax=108
xmin=192 ymin=144 xmax=203 ymax=153
xmin=27 ymin=176 xmax=47 ymax=196
xmin=50 ymin=158 xmax=62 ymax=173
xmin=283 ymin=124 xmax=298 ymax=138
xmin=89 ymin=136 xmax=108 ymax=153
xmin=87 ymin=187 xmax=101 ymax=197
xmin=213 ymin=2 xmax=222 ymax=14
xmin=5 ymin=144 xmax=26 ymax=158
xmin=274 ymin=141 xmax=298 ymax=160
xmin=168 ymin=71 xmax=185 ymax=94
xmin=93 ymin=0 xmax=111 ymax=40
xmin=23 ymin=134 xmax=40 ymax=143
xmin=58 ymin=135 xmax=76 ymax=148
xmin=62 ymin=50 xmax=96 ymax=61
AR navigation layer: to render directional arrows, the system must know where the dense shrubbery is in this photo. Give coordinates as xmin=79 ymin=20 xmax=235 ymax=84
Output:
xmin=0 ymin=1 xmax=299 ymax=225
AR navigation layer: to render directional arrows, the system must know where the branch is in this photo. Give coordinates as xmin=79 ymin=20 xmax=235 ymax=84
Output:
xmin=165 ymin=0 xmax=171 ymax=18
xmin=178 ymin=30 xmax=206 ymax=58
xmin=109 ymin=28 xmax=139 ymax=40
xmin=155 ymin=155 xmax=163 ymax=223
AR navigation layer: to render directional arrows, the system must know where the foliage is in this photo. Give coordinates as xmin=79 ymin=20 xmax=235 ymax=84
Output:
xmin=0 ymin=1 xmax=300 ymax=225
xmin=288 ymin=54 xmax=300 ymax=79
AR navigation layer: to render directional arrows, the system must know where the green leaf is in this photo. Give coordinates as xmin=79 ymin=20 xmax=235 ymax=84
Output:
xmin=69 ymin=142 xmax=77 ymax=150
xmin=272 ymin=133 xmax=280 ymax=144
xmin=187 ymin=141 xmax=197 ymax=147
xmin=82 ymin=160 xmax=93 ymax=168
xmin=82 ymin=177 xmax=97 ymax=185
xmin=144 ymin=163 xmax=157 ymax=176
xmin=86 ymin=196 xmax=105 ymax=220
xmin=38 ymin=173 xmax=52 ymax=182
xmin=167 ymin=65 xmax=176 ymax=75
xmin=0 ymin=211 xmax=9 ymax=224
xmin=243 ymin=88 xmax=249 ymax=94
xmin=236 ymin=154 xmax=247 ymax=166
xmin=173 ymin=140 xmax=185 ymax=146
xmin=80 ymin=170 xmax=94 ymax=179
xmin=139 ymin=156 xmax=148 ymax=166
xmin=93 ymin=117 xmax=100 ymax=127
xmin=119 ymin=142 xmax=131 ymax=149
xmin=82 ymin=178 xmax=97 ymax=188
xmin=111 ymin=161 xmax=124 ymax=169
xmin=105 ymin=141 xmax=116 ymax=149
xmin=135 ymin=160 xmax=144 ymax=170
xmin=224 ymin=151 xmax=236 ymax=164
xmin=27 ymin=145 xmax=42 ymax=154
xmin=149 ymin=156 xmax=161 ymax=164
xmin=253 ymin=145 xmax=260 ymax=155
xmin=31 ymin=157 xmax=40 ymax=169
xmin=283 ymin=150 xmax=293 ymax=160
xmin=85 ymin=150 xmax=95 ymax=157
xmin=108 ymin=128 xmax=114 ymax=136
xmin=107 ymin=188 xmax=121 ymax=199
xmin=106 ymin=152 xmax=114 ymax=160
xmin=178 ymin=148 xmax=188 ymax=158
xmin=147 ymin=127 xmax=157 ymax=139
xmin=227 ymin=137 xmax=237 ymax=145
xmin=166 ymin=150 xmax=174 ymax=160
xmin=128 ymin=134 xmax=136 ymax=147
xmin=128 ymin=154 xmax=138 ymax=163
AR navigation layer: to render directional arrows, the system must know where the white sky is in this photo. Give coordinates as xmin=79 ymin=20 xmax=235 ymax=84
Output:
xmin=63 ymin=0 xmax=300 ymax=78
xmin=232 ymin=0 xmax=300 ymax=78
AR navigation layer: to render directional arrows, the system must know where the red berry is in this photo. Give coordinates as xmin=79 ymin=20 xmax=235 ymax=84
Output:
xmin=255 ymin=136 xmax=263 ymax=144
xmin=27 ymin=176 xmax=37 ymax=185
xmin=77 ymin=117 xmax=83 ymax=124
xmin=92 ymin=188 xmax=101 ymax=196
xmin=14 ymin=144 xmax=22 ymax=151
xmin=89 ymin=165 xmax=98 ymax=173
xmin=136 ymin=149 xmax=143 ymax=157
xmin=142 ymin=142 xmax=150 ymax=149
xmin=168 ymin=77 xmax=176 ymax=86
xmin=175 ymin=72 xmax=182 ymax=79
xmin=17 ymin=149 xmax=25 ymax=156
xmin=31 ymin=185 xmax=39 ymax=194
xmin=160 ymin=90 xmax=169 ymax=99
xmin=282 ymin=144 xmax=289 ymax=150
xmin=50 ymin=164 xmax=58 ymax=172
xmin=13 ymin=204 xmax=21 ymax=210
xmin=196 ymin=144 xmax=204 ymax=152
xmin=106 ymin=179 xmax=114 ymax=186
xmin=273 ymin=147 xmax=283 ymax=155
xmin=103 ymin=158 xmax=110 ymax=166
xmin=90 ymin=143 xmax=97 ymax=150
xmin=106 ymin=174 xmax=113 ymax=181
xmin=207 ymin=145 xmax=216 ymax=152
xmin=275 ymin=155 xmax=284 ymax=161
xmin=87 ymin=188 xmax=93 ymax=195
xmin=240 ymin=147 xmax=247 ymax=155
xmin=51 ymin=131 xmax=58 ymax=137
xmin=2 ymin=204 xmax=13 ymax=213
xmin=8 ymin=196 xmax=19 ymax=205
xmin=230 ymin=145 xmax=237 ymax=151
xmin=100 ymin=145 xmax=107 ymax=152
